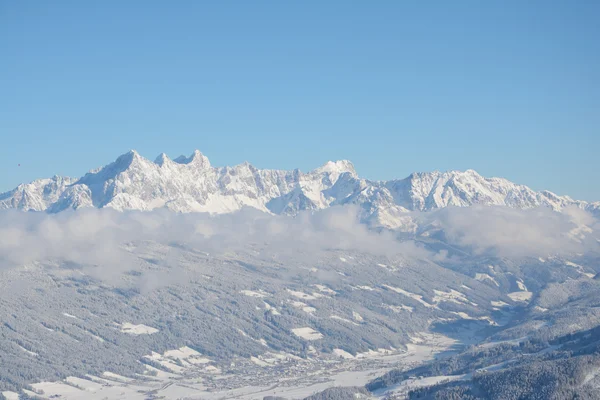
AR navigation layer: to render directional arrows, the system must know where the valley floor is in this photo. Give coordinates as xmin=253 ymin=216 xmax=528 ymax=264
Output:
xmin=3 ymin=333 xmax=458 ymax=400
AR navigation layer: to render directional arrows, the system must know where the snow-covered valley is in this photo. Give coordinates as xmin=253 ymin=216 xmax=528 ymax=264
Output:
xmin=0 ymin=151 xmax=599 ymax=399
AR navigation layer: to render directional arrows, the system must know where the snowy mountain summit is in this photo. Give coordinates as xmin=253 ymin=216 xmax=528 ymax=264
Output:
xmin=1 ymin=149 xmax=598 ymax=227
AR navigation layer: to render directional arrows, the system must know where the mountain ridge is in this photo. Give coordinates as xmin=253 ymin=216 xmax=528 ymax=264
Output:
xmin=1 ymin=149 xmax=598 ymax=227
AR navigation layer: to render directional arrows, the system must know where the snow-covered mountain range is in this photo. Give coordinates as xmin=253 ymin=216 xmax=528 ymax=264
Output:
xmin=1 ymin=149 xmax=598 ymax=227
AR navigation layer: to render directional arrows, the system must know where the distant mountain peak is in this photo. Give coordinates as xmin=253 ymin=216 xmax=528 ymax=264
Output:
xmin=173 ymin=150 xmax=211 ymax=168
xmin=314 ymin=160 xmax=357 ymax=178
xmin=117 ymin=149 xmax=138 ymax=163
xmin=154 ymin=153 xmax=170 ymax=166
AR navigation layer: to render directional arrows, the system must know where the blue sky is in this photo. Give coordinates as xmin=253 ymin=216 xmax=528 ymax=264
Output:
xmin=1 ymin=1 xmax=598 ymax=200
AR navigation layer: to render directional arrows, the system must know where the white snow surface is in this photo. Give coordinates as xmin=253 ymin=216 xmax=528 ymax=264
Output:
xmin=287 ymin=289 xmax=318 ymax=300
xmin=332 ymin=349 xmax=355 ymax=359
xmin=291 ymin=327 xmax=324 ymax=340
xmin=330 ymin=315 xmax=360 ymax=326
xmin=507 ymin=291 xmax=533 ymax=302
xmin=383 ymin=285 xmax=434 ymax=308
xmin=240 ymin=289 xmax=270 ymax=298
xmin=119 ymin=322 xmax=159 ymax=335
xmin=516 ymin=280 xmax=528 ymax=291
xmin=475 ymin=273 xmax=500 ymax=286
xmin=432 ymin=289 xmax=476 ymax=306
xmin=383 ymin=303 xmax=414 ymax=313
xmin=290 ymin=301 xmax=317 ymax=314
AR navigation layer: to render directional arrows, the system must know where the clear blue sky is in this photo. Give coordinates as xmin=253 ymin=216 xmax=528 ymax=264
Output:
xmin=1 ymin=1 xmax=598 ymax=200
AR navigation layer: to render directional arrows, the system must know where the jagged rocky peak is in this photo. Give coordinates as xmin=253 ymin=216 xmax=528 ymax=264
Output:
xmin=78 ymin=149 xmax=144 ymax=184
xmin=119 ymin=149 xmax=142 ymax=163
xmin=314 ymin=160 xmax=357 ymax=177
xmin=109 ymin=149 xmax=150 ymax=171
xmin=173 ymin=149 xmax=211 ymax=168
xmin=154 ymin=152 xmax=170 ymax=166
xmin=237 ymin=160 xmax=258 ymax=172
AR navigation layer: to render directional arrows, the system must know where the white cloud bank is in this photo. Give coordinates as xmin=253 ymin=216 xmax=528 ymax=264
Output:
xmin=416 ymin=205 xmax=600 ymax=258
xmin=0 ymin=205 xmax=597 ymax=280
xmin=0 ymin=206 xmax=419 ymax=269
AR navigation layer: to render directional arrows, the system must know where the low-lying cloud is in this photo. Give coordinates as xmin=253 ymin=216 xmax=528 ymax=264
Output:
xmin=0 ymin=205 xmax=597 ymax=286
xmin=0 ymin=205 xmax=415 ymax=269
xmin=416 ymin=205 xmax=600 ymax=258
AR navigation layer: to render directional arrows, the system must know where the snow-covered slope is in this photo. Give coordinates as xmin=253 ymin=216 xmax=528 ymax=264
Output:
xmin=1 ymin=150 xmax=598 ymax=225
